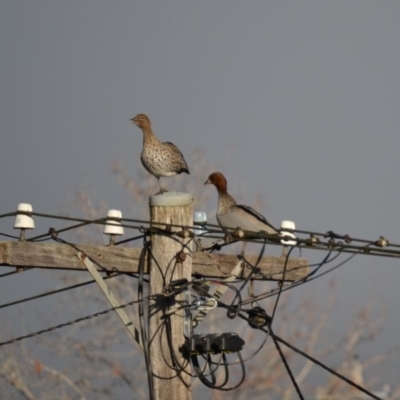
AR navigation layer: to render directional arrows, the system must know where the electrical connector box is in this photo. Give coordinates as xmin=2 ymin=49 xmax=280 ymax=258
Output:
xmin=185 ymin=333 xmax=244 ymax=355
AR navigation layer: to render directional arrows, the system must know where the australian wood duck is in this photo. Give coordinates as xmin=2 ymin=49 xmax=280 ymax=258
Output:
xmin=205 ymin=172 xmax=278 ymax=237
xmin=130 ymin=114 xmax=190 ymax=194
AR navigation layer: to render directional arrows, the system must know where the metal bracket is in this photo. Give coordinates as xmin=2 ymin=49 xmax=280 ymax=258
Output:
xmin=183 ymin=287 xmax=192 ymax=338
xmin=192 ymin=297 xmax=217 ymax=311
xmin=193 ymin=260 xmax=244 ymax=328
xmin=77 ymin=251 xmax=143 ymax=351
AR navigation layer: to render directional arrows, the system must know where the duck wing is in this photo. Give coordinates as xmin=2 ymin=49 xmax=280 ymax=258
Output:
xmin=163 ymin=141 xmax=190 ymax=173
xmin=236 ymin=204 xmax=277 ymax=234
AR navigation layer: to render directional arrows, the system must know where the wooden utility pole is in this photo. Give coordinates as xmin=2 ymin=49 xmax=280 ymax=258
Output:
xmin=148 ymin=192 xmax=193 ymax=400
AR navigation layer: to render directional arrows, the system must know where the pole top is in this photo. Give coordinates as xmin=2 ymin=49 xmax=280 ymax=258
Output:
xmin=149 ymin=191 xmax=193 ymax=207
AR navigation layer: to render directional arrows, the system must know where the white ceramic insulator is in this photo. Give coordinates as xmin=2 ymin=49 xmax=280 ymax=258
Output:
xmin=103 ymin=209 xmax=124 ymax=235
xmin=193 ymin=211 xmax=207 ymax=235
xmin=14 ymin=203 xmax=35 ymax=229
xmin=280 ymin=220 xmax=296 ymax=245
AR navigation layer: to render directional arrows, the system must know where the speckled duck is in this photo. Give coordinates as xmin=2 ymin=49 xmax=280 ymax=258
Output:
xmin=131 ymin=114 xmax=190 ymax=194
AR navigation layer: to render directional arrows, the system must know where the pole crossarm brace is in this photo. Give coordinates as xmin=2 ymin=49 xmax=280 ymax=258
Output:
xmin=77 ymin=251 xmax=143 ymax=351
xmin=0 ymin=241 xmax=309 ymax=281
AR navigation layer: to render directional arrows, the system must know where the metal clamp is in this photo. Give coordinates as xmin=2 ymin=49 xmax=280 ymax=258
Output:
xmin=192 ymin=297 xmax=217 ymax=311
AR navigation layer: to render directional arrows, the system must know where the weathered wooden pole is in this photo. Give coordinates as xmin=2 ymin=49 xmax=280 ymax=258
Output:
xmin=148 ymin=192 xmax=193 ymax=400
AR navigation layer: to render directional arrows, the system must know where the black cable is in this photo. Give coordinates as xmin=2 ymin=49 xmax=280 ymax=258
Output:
xmin=0 ymin=274 xmax=119 ymax=310
xmin=0 ymin=232 xmax=20 ymax=239
xmin=148 ymin=238 xmax=197 ymax=381
xmin=0 ymin=297 xmax=146 ymax=348
xmin=247 ymin=247 xmax=306 ymax=399
xmin=163 ymin=315 xmax=192 ymax=383
xmin=28 ymin=217 xmax=107 ymax=242
xmin=271 ymin=246 xmax=294 ymax=322
xmin=241 ymin=250 xmax=355 ymax=305
xmin=236 ymin=311 xmax=382 ymax=399
xmin=0 ymin=234 xmax=146 ymax=311
xmin=273 ymin=334 xmax=383 ymax=400
xmin=304 ymin=249 xmax=334 ymax=279
xmin=203 ymin=353 xmax=229 ymax=389
xmin=0 ymin=270 xmax=23 ymax=279
xmin=269 ymin=326 xmax=304 ymax=400
xmin=0 ymin=212 xmax=17 ymax=219
xmin=137 ymin=238 xmax=155 ymax=400
xmin=190 ymin=351 xmax=246 ymax=391
xmin=114 ymin=234 xmax=145 ymax=245
xmin=4 ymin=208 xmax=400 ymax=250
xmin=227 ymin=239 xmax=267 ymax=318
xmin=5 ymin=209 xmax=400 ymax=258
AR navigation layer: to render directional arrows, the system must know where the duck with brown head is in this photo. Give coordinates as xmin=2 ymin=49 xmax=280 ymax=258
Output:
xmin=205 ymin=172 xmax=278 ymax=236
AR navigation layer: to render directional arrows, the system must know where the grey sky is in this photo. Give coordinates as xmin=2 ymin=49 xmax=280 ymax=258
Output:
xmin=1 ymin=0 xmax=400 ymax=393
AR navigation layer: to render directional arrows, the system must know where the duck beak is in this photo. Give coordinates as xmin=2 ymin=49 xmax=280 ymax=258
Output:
xmin=130 ymin=118 xmax=137 ymax=125
xmin=204 ymin=179 xmax=211 ymax=185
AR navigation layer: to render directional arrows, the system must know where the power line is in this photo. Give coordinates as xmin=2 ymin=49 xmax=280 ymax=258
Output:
xmin=1 ymin=209 xmax=399 ymax=258
xmin=0 ymin=296 xmax=147 ymax=348
xmin=0 ymin=273 xmax=120 ymax=310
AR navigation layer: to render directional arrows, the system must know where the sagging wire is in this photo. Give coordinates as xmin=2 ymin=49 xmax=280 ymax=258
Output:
xmin=115 ymin=233 xmax=145 ymax=246
xmin=200 ymin=243 xmax=303 ymax=396
xmin=239 ymin=245 xmax=343 ymax=306
xmin=0 ymin=232 xmax=20 ymax=239
xmin=1 ymin=208 xmax=397 ymax=247
xmin=142 ymin=243 xmax=197 ymax=388
xmin=0 ymin=296 xmax=148 ymax=348
xmin=235 ymin=310 xmax=382 ymax=400
xmin=226 ymin=239 xmax=268 ymax=320
xmin=28 ymin=217 xmax=107 ymax=242
xmin=270 ymin=246 xmax=294 ymax=322
xmin=236 ymin=301 xmax=382 ymax=399
xmin=144 ymin=232 xmax=248 ymax=390
xmin=163 ymin=315 xmax=193 ymax=384
xmin=145 ymin=232 xmax=195 ymax=380
xmin=0 ymin=275 xmax=118 ymax=310
xmin=3 ymin=208 xmax=400 ymax=260
xmin=0 ymin=269 xmax=25 ymax=279
xmin=0 ymin=230 xmax=154 ymax=347
xmin=179 ymin=242 xmax=266 ymax=388
xmin=137 ymin=236 xmax=155 ymax=400
xmin=0 ymin=210 xmax=365 ymax=250
xmin=242 ymin=244 xmax=363 ymax=305
xmin=0 ymin=230 xmax=149 ymax=311
xmin=190 ymin=351 xmax=246 ymax=391
xmin=257 ymin=245 xmax=305 ymax=398
xmin=0 ymin=212 xmax=18 ymax=219
xmin=273 ymin=333 xmax=382 ymax=400
xmin=270 ymin=327 xmax=304 ymax=400
xmin=145 ymin=228 xmax=200 ymax=386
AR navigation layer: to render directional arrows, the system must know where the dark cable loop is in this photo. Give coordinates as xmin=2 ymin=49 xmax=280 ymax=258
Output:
xmin=0 ymin=296 xmax=147 ymax=348
xmin=269 ymin=325 xmax=305 ymax=400
xmin=138 ymin=239 xmax=155 ymax=399
xmin=271 ymin=246 xmax=294 ymax=323
xmin=227 ymin=239 xmax=267 ymax=319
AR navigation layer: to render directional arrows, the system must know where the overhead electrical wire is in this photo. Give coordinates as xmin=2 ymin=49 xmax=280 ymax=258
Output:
xmin=0 ymin=210 xmax=396 ymax=398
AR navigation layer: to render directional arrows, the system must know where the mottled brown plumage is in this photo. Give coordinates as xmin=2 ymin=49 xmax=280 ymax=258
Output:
xmin=130 ymin=114 xmax=190 ymax=194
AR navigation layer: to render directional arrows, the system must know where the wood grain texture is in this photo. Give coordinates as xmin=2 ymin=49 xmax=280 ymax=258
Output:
xmin=0 ymin=241 xmax=309 ymax=281
xmin=148 ymin=194 xmax=192 ymax=400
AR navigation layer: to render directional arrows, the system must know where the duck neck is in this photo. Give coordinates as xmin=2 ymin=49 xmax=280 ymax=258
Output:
xmin=217 ymin=190 xmax=236 ymax=213
xmin=141 ymin=127 xmax=159 ymax=146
